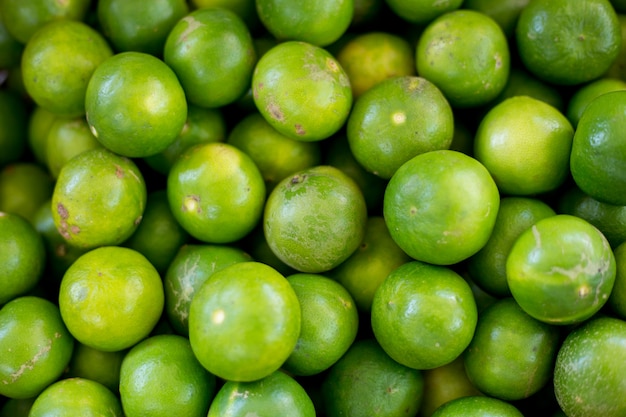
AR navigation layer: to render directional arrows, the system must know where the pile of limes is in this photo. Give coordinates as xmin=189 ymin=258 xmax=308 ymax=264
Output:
xmin=2 ymin=0 xmax=626 ymax=416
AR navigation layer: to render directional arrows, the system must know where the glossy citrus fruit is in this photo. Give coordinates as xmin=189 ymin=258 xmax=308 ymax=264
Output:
xmin=506 ymin=214 xmax=616 ymax=325
xmin=45 ymin=116 xmax=101 ymax=179
xmin=516 ymin=0 xmax=621 ymax=85
xmin=21 ymin=19 xmax=113 ymax=117
xmin=0 ymin=296 xmax=74 ymax=399
xmin=385 ymin=0 xmax=463 ymax=24
xmin=383 ymin=150 xmax=500 ymax=265
xmin=167 ymin=142 xmax=266 ymax=243
xmin=554 ymin=316 xmax=626 ymax=417
xmin=85 ymin=51 xmax=187 ymax=158
xmin=608 ymin=242 xmax=626 ymax=319
xmin=51 ymin=147 xmax=147 ymax=249
xmin=164 ymin=7 xmax=256 ymax=108
xmin=0 ymin=90 xmax=27 ymax=167
xmin=0 ymin=212 xmax=46 ymax=305
xmin=463 ymin=0 xmax=530 ymax=37
xmin=119 ymin=334 xmax=216 ymax=417
xmin=347 ymin=76 xmax=454 ymax=179
xmin=28 ymin=377 xmax=123 ymax=417
xmin=252 ymin=41 xmax=352 ymax=142
xmin=0 ymin=163 xmax=53 ymax=224
xmin=558 ymin=184 xmax=626 ymax=248
xmin=321 ymin=339 xmax=424 ymax=417
xmin=27 ymin=106 xmax=57 ymax=166
xmin=419 ymin=356 xmax=483 ymax=417
xmin=264 ymin=165 xmax=368 ymax=273
xmin=371 ymin=261 xmax=477 ymax=370
xmin=416 ymin=9 xmax=510 ymax=108
xmin=464 ymin=297 xmax=561 ymax=401
xmin=336 ymin=31 xmax=415 ymax=98
xmin=188 ymin=261 xmax=300 ymax=382
xmin=282 ymin=273 xmax=359 ymax=376
xmin=0 ymin=0 xmax=91 ymax=43
xmin=330 ymin=216 xmax=411 ymax=312
xmin=255 ymin=0 xmax=352 ymax=46
xmin=97 ymin=0 xmax=189 ymax=56
xmin=208 ymin=370 xmax=315 ymax=417
xmin=474 ymin=95 xmax=574 ymax=196
xmin=123 ymin=190 xmax=190 ymax=274
xmin=491 ymin=66 xmax=565 ymax=112
xmin=65 ymin=342 xmax=126 ymax=393
xmin=570 ymin=90 xmax=626 ymax=206
xmin=431 ymin=395 xmax=524 ymax=417
xmin=164 ymin=243 xmax=252 ymax=336
xmin=227 ymin=112 xmax=322 ymax=192
xmin=566 ymin=77 xmax=626 ymax=127
xmin=58 ymin=246 xmax=164 ymax=352
xmin=467 ymin=197 xmax=556 ymax=297
xmin=144 ymin=104 xmax=227 ymax=175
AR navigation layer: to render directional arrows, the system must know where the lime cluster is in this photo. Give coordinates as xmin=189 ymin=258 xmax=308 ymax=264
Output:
xmin=2 ymin=0 xmax=626 ymax=416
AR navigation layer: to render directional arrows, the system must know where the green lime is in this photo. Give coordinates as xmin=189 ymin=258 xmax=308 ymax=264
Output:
xmin=0 ymin=296 xmax=74 ymax=399
xmin=256 ymin=0 xmax=352 ymax=47
xmin=570 ymin=90 xmax=626 ymax=205
xmin=516 ymin=0 xmax=621 ymax=85
xmin=58 ymin=246 xmax=164 ymax=352
xmin=506 ymin=214 xmax=616 ymax=325
xmin=264 ymin=165 xmax=368 ymax=273
xmin=164 ymin=7 xmax=256 ymax=108
xmin=431 ymin=395 xmax=524 ymax=417
xmin=21 ymin=19 xmax=113 ymax=117
xmin=464 ymin=297 xmax=561 ymax=401
xmin=321 ymin=339 xmax=424 ymax=417
xmin=566 ymin=77 xmax=626 ymax=127
xmin=51 ymin=147 xmax=147 ymax=250
xmin=120 ymin=334 xmax=216 ymax=417
xmin=416 ymin=10 xmax=510 ymax=108
xmin=190 ymin=0 xmax=259 ymax=29
xmin=330 ymin=216 xmax=411 ymax=312
xmin=65 ymin=342 xmax=126 ymax=393
xmin=0 ymin=212 xmax=46 ymax=305
xmin=167 ymin=142 xmax=266 ymax=243
xmin=385 ymin=0 xmax=463 ymax=24
xmin=347 ymin=76 xmax=454 ymax=179
xmin=188 ymin=261 xmax=300 ymax=382
xmin=467 ymin=197 xmax=556 ymax=297
xmin=85 ymin=51 xmax=187 ymax=158
xmin=554 ymin=316 xmax=626 ymax=417
xmin=208 ymin=371 xmax=315 ymax=417
xmin=371 ymin=261 xmax=477 ymax=370
xmin=252 ymin=41 xmax=352 ymax=141
xmin=491 ymin=66 xmax=565 ymax=111
xmin=0 ymin=163 xmax=53 ymax=224
xmin=608 ymin=242 xmax=626 ymax=319
xmin=45 ymin=116 xmax=102 ymax=179
xmin=164 ymin=243 xmax=252 ymax=336
xmin=383 ymin=150 xmax=500 ymax=265
xmin=463 ymin=0 xmax=530 ymax=38
xmin=29 ymin=377 xmax=122 ymax=417
xmin=27 ymin=106 xmax=57 ymax=166
xmin=282 ymin=273 xmax=359 ymax=376
xmin=97 ymin=0 xmax=189 ymax=55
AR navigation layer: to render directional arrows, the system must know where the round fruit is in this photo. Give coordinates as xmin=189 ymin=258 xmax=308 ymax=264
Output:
xmin=383 ymin=150 xmax=500 ymax=265
xmin=21 ymin=19 xmax=113 ymax=117
xmin=167 ymin=142 xmax=266 ymax=243
xmin=208 ymin=371 xmax=315 ymax=417
xmin=119 ymin=334 xmax=216 ymax=417
xmin=570 ymin=90 xmax=626 ymax=206
xmin=263 ymin=165 xmax=368 ymax=273
xmin=164 ymin=7 xmax=256 ymax=108
xmin=58 ymin=246 xmax=164 ymax=352
xmin=506 ymin=214 xmax=616 ymax=325
xmin=554 ymin=316 xmax=626 ymax=417
xmin=0 ymin=162 xmax=54 ymax=224
xmin=0 ymin=296 xmax=74 ymax=399
xmin=416 ymin=10 xmax=510 ymax=108
xmin=252 ymin=41 xmax=352 ymax=141
xmin=256 ymin=0 xmax=352 ymax=47
xmin=385 ymin=0 xmax=463 ymax=25
xmin=431 ymin=395 xmax=524 ymax=417
xmin=65 ymin=342 xmax=126 ymax=393
xmin=85 ymin=51 xmax=187 ymax=158
xmin=45 ymin=116 xmax=101 ymax=179
xmin=566 ymin=77 xmax=626 ymax=127
xmin=188 ymin=261 xmax=301 ymax=382
xmin=516 ymin=0 xmax=621 ymax=85
xmin=371 ymin=261 xmax=477 ymax=370
xmin=346 ymin=76 xmax=454 ymax=179
xmin=51 ymin=147 xmax=147 ymax=250
xmin=473 ymin=95 xmax=574 ymax=196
